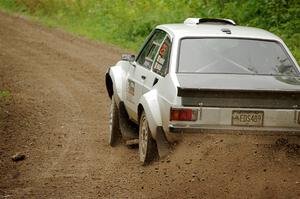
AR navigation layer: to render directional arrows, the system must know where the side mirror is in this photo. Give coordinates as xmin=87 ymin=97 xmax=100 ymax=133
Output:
xmin=121 ymin=54 xmax=135 ymax=63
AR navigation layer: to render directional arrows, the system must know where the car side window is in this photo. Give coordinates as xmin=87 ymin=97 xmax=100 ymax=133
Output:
xmin=136 ymin=30 xmax=166 ymax=69
xmin=153 ymin=37 xmax=171 ymax=77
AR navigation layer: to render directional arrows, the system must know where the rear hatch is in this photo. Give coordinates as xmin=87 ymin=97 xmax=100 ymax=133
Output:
xmin=177 ymin=74 xmax=300 ymax=109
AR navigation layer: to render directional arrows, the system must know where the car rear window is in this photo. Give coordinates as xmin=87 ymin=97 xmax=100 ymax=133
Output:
xmin=178 ymin=38 xmax=298 ymax=76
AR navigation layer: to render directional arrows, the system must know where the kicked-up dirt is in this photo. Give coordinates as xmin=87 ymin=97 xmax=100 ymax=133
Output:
xmin=0 ymin=11 xmax=299 ymax=199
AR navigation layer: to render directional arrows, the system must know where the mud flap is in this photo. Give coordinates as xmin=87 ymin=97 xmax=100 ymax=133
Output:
xmin=156 ymin=126 xmax=171 ymax=158
xmin=118 ymin=102 xmax=139 ymax=140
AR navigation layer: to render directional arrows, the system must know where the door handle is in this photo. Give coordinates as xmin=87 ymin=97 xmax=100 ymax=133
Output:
xmin=141 ymin=75 xmax=146 ymax=80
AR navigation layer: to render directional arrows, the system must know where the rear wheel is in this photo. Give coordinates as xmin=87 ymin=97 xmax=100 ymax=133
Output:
xmin=108 ymin=96 xmax=121 ymax=146
xmin=139 ymin=111 xmax=158 ymax=165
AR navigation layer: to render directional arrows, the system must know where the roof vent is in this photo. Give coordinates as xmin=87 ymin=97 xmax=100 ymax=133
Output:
xmin=184 ymin=18 xmax=236 ymax=25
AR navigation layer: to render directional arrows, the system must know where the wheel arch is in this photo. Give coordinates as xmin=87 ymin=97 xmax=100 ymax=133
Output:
xmin=105 ymin=66 xmax=125 ymax=103
xmin=138 ymin=90 xmax=162 ymax=140
xmin=105 ymin=72 xmax=113 ymax=99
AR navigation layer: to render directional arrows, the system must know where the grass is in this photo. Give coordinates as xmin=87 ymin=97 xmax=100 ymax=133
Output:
xmin=0 ymin=91 xmax=10 ymax=98
xmin=0 ymin=0 xmax=299 ymax=64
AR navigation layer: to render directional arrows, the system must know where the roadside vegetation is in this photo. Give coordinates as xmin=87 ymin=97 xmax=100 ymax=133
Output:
xmin=0 ymin=90 xmax=11 ymax=108
xmin=0 ymin=0 xmax=299 ymax=63
xmin=0 ymin=90 xmax=10 ymax=125
xmin=0 ymin=91 xmax=10 ymax=98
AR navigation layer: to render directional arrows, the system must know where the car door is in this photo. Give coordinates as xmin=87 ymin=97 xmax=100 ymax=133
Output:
xmin=124 ymin=29 xmax=166 ymax=121
xmin=143 ymin=35 xmax=172 ymax=93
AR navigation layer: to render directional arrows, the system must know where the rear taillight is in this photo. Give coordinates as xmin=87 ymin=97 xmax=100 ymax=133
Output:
xmin=170 ymin=108 xmax=198 ymax=121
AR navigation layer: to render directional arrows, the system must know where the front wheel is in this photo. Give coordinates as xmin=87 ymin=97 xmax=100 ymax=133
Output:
xmin=139 ymin=111 xmax=158 ymax=165
xmin=108 ymin=95 xmax=121 ymax=146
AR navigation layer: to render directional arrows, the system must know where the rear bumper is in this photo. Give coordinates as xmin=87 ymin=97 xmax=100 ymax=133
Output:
xmin=169 ymin=125 xmax=300 ymax=135
xmin=168 ymin=107 xmax=300 ymax=134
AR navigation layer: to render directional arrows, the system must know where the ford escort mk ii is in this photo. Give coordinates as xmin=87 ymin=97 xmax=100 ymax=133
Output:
xmin=105 ymin=18 xmax=300 ymax=164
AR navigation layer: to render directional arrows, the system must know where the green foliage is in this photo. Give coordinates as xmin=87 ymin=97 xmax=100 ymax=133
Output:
xmin=0 ymin=0 xmax=299 ymax=63
xmin=0 ymin=91 xmax=10 ymax=98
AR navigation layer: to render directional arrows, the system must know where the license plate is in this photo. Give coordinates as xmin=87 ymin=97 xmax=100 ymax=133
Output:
xmin=232 ymin=111 xmax=264 ymax=127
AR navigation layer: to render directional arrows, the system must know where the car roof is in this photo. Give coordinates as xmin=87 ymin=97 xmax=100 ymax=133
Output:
xmin=157 ymin=23 xmax=282 ymax=42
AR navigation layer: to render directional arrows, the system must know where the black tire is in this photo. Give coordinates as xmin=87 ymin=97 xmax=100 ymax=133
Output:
xmin=139 ymin=111 xmax=158 ymax=165
xmin=108 ymin=96 xmax=121 ymax=146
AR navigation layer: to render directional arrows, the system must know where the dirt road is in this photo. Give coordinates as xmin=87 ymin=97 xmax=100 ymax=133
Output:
xmin=0 ymin=11 xmax=299 ymax=199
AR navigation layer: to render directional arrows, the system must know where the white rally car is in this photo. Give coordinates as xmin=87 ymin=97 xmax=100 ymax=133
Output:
xmin=105 ymin=18 xmax=300 ymax=164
